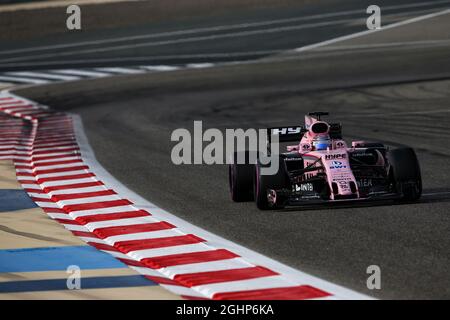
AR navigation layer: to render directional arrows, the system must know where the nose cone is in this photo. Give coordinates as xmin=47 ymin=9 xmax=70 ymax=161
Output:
xmin=321 ymin=153 xmax=359 ymax=199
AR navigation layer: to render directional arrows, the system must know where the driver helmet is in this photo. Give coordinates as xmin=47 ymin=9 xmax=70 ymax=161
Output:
xmin=312 ymin=135 xmax=331 ymax=151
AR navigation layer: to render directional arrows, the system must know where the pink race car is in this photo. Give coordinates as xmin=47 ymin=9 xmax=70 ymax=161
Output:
xmin=229 ymin=112 xmax=422 ymax=210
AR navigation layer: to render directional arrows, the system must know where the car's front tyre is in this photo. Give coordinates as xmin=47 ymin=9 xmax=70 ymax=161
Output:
xmin=229 ymin=151 xmax=255 ymax=202
xmin=388 ymin=147 xmax=422 ymax=202
xmin=254 ymin=155 xmax=289 ymax=210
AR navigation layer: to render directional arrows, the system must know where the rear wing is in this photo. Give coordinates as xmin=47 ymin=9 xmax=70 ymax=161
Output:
xmin=267 ymin=123 xmax=342 ymax=143
xmin=267 ymin=126 xmax=306 ymax=143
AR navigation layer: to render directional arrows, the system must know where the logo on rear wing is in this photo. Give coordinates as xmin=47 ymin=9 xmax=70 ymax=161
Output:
xmin=268 ymin=126 xmax=306 ymax=143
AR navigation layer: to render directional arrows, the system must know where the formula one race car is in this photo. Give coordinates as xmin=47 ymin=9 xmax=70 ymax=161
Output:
xmin=229 ymin=112 xmax=422 ymax=210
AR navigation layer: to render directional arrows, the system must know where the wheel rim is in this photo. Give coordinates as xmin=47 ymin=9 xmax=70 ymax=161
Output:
xmin=267 ymin=189 xmax=277 ymax=207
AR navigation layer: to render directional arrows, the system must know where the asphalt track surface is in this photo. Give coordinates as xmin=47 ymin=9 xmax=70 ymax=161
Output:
xmin=9 ymin=0 xmax=450 ymax=299
xmin=1 ymin=0 xmax=450 ymax=70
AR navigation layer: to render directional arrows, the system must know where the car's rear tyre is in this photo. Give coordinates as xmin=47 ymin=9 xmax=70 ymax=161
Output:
xmin=229 ymin=151 xmax=255 ymax=202
xmin=254 ymin=155 xmax=289 ymax=210
xmin=387 ymin=147 xmax=422 ymax=202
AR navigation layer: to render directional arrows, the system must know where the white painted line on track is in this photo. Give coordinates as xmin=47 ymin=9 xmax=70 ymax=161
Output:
xmin=292 ymin=9 xmax=450 ymax=53
xmin=186 ymin=63 xmax=216 ymax=69
xmin=310 ymin=39 xmax=450 ymax=51
xmin=95 ymin=67 xmax=146 ymax=74
xmin=2 ymin=5 xmax=449 ymax=64
xmin=0 ymin=65 xmax=187 ymax=86
xmin=0 ymin=0 xmax=448 ymax=56
xmin=0 ymin=75 xmax=51 ymax=85
xmin=160 ymin=258 xmax=254 ymax=276
xmin=2 ymin=6 xmax=446 ymax=87
xmin=82 ymin=216 xmax=159 ymax=230
xmin=139 ymin=65 xmax=180 ymax=72
xmin=0 ymin=52 xmax=281 ymax=69
xmin=6 ymin=71 xmax=81 ymax=81
xmin=3 ymin=5 xmax=442 ymax=62
xmin=0 ymin=18 xmax=360 ymax=63
xmin=50 ymin=69 xmax=111 ymax=78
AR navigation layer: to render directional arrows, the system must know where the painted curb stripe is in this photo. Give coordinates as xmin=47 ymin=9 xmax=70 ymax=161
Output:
xmin=213 ymin=285 xmax=331 ymax=300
